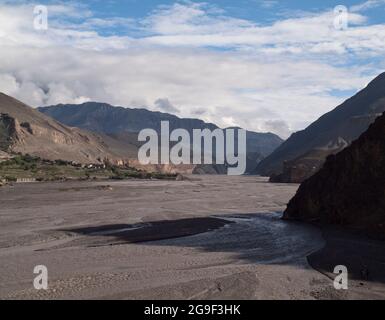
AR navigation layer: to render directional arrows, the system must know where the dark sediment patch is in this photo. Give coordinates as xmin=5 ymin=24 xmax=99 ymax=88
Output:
xmin=59 ymin=185 xmax=114 ymax=192
xmin=55 ymin=213 xmax=325 ymax=265
xmin=308 ymin=226 xmax=385 ymax=287
xmin=62 ymin=217 xmax=232 ymax=247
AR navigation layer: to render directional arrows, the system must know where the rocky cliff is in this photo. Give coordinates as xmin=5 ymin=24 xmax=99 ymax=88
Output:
xmin=270 ymin=143 xmax=346 ymax=183
xmin=284 ymin=111 xmax=385 ymax=233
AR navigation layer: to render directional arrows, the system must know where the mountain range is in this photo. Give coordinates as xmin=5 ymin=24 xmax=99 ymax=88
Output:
xmin=5 ymin=72 xmax=385 ymax=179
xmin=38 ymin=102 xmax=283 ymax=173
xmin=0 ymin=94 xmax=283 ymax=174
xmin=256 ymin=72 xmax=385 ymax=182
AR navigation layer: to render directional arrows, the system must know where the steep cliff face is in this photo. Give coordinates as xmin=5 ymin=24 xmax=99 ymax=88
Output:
xmin=269 ymin=149 xmax=329 ymax=184
xmin=284 ymin=112 xmax=385 ymax=232
xmin=256 ymin=72 xmax=385 ymax=180
xmin=0 ymin=113 xmax=18 ymax=151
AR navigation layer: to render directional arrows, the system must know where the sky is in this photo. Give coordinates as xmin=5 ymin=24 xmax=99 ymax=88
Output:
xmin=1 ymin=1 xmax=385 ymax=138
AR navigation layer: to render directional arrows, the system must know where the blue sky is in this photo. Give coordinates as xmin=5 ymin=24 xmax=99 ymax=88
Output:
xmin=16 ymin=0 xmax=385 ymax=38
xmin=1 ymin=0 xmax=385 ymax=137
xmin=44 ymin=0 xmax=385 ymax=22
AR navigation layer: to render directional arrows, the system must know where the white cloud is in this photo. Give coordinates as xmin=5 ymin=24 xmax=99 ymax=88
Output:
xmin=350 ymin=0 xmax=385 ymax=12
xmin=259 ymin=1 xmax=279 ymax=9
xmin=154 ymin=98 xmax=180 ymax=114
xmin=0 ymin=1 xmax=384 ymax=139
xmin=141 ymin=2 xmax=385 ymax=59
xmin=263 ymin=120 xmax=291 ymax=139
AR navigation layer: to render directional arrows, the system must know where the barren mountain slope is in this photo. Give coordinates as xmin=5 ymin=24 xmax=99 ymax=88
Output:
xmin=0 ymin=93 xmax=136 ymax=164
xmin=256 ymin=72 xmax=385 ymax=179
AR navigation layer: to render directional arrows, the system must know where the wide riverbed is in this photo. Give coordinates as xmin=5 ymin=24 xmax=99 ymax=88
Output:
xmin=0 ymin=176 xmax=354 ymax=299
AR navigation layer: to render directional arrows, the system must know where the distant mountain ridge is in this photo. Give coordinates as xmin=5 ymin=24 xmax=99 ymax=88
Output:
xmin=39 ymin=102 xmax=284 ymax=173
xmin=39 ymin=102 xmax=218 ymax=135
xmin=256 ymin=72 xmax=385 ymax=181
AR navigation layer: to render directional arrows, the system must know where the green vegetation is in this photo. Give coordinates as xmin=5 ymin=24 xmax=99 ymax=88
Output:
xmin=0 ymin=154 xmax=177 ymax=183
xmin=109 ymin=166 xmax=176 ymax=180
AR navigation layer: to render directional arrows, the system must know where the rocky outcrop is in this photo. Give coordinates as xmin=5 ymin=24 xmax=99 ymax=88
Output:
xmin=0 ymin=113 xmax=19 ymax=150
xmin=270 ymin=144 xmax=345 ymax=183
xmin=256 ymin=72 xmax=385 ymax=180
xmin=284 ymin=111 xmax=385 ymax=233
xmin=270 ymin=151 xmax=327 ymax=184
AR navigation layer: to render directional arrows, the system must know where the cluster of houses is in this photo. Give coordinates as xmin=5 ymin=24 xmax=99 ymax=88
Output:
xmin=0 ymin=153 xmax=132 ymax=186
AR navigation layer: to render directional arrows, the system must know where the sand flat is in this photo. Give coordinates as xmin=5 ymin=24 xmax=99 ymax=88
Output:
xmin=0 ymin=175 xmax=374 ymax=300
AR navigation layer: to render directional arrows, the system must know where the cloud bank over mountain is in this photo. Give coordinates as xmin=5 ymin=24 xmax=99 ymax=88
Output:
xmin=0 ymin=1 xmax=384 ymax=138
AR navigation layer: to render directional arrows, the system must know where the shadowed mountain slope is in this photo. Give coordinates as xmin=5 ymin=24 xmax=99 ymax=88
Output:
xmin=256 ymin=72 xmax=385 ymax=180
xmin=284 ymin=111 xmax=385 ymax=233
